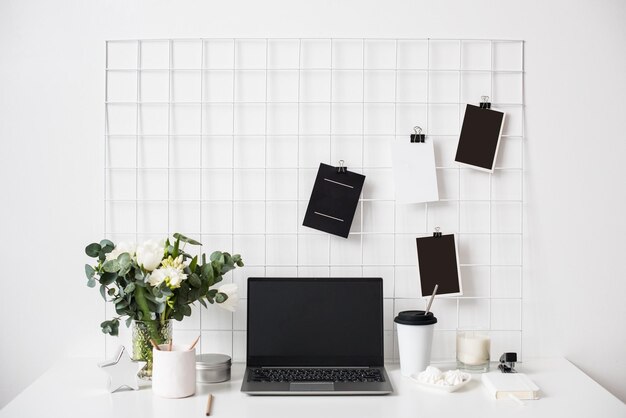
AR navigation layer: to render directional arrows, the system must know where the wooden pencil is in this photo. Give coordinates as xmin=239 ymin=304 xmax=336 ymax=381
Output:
xmin=205 ymin=393 xmax=213 ymax=416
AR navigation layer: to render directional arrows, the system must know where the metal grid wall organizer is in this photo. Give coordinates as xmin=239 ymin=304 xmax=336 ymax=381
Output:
xmin=104 ymin=38 xmax=525 ymax=362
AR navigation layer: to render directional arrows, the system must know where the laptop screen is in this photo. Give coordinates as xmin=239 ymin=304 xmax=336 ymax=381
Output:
xmin=247 ymin=277 xmax=383 ymax=367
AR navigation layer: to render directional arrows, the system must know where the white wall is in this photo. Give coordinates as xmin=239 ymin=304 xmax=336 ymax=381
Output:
xmin=1 ymin=0 xmax=625 ymax=407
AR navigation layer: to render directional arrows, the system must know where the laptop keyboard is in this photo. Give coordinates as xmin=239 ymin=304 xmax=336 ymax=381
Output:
xmin=249 ymin=368 xmax=384 ymax=383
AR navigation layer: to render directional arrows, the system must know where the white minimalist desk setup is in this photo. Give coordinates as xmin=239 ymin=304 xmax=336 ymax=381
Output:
xmin=1 ymin=358 xmax=624 ymax=418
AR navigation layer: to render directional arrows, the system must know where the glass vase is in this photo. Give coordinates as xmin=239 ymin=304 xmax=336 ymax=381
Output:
xmin=132 ymin=319 xmax=172 ymax=380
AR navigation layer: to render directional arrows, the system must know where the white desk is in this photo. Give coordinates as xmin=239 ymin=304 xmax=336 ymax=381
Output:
xmin=1 ymin=358 xmax=624 ymax=418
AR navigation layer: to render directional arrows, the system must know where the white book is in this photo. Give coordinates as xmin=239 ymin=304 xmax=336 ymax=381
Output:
xmin=482 ymin=373 xmax=540 ymax=400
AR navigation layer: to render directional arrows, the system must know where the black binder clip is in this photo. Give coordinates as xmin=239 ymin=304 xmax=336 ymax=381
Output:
xmin=410 ymin=126 xmax=425 ymax=143
xmin=433 ymin=227 xmax=442 ymax=237
xmin=498 ymin=352 xmax=518 ymax=373
xmin=479 ymin=95 xmax=491 ymax=109
xmin=337 ymin=159 xmax=347 ymax=174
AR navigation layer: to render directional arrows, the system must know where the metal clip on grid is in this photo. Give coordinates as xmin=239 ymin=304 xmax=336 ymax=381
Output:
xmin=479 ymin=95 xmax=491 ymax=109
xmin=337 ymin=160 xmax=347 ymax=174
xmin=410 ymin=126 xmax=425 ymax=143
xmin=433 ymin=227 xmax=442 ymax=237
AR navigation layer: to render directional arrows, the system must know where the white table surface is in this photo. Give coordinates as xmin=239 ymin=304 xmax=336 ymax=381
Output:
xmin=1 ymin=358 xmax=624 ymax=418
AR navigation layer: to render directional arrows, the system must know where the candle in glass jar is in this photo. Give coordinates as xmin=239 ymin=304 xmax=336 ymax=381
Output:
xmin=456 ymin=332 xmax=490 ymax=366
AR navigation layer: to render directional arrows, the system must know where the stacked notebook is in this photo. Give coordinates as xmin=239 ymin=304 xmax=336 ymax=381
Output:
xmin=482 ymin=373 xmax=540 ymax=400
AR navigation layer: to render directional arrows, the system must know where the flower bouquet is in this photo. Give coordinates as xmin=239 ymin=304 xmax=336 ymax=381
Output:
xmin=84 ymin=233 xmax=243 ymax=378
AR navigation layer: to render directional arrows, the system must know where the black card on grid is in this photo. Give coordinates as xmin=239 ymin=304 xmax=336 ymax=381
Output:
xmin=455 ymin=104 xmax=506 ymax=172
xmin=416 ymin=234 xmax=463 ymax=297
xmin=302 ymin=163 xmax=366 ymax=239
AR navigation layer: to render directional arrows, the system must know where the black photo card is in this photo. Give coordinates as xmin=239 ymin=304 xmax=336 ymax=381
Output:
xmin=455 ymin=104 xmax=506 ymax=172
xmin=416 ymin=234 xmax=463 ymax=297
xmin=302 ymin=163 xmax=365 ymax=238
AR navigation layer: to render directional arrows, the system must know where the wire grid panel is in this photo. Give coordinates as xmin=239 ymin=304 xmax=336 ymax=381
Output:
xmin=104 ymin=38 xmax=525 ymax=363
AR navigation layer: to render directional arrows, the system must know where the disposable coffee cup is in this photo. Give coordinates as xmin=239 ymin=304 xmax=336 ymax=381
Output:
xmin=394 ymin=310 xmax=437 ymax=377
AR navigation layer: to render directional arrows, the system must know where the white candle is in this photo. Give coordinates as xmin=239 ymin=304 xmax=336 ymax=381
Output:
xmin=457 ymin=332 xmax=490 ymax=366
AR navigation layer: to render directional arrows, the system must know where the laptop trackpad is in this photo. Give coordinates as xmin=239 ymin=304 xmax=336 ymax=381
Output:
xmin=289 ymin=382 xmax=335 ymax=391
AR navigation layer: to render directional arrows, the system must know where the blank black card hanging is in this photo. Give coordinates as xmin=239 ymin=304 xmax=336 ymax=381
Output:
xmin=416 ymin=228 xmax=463 ymax=297
xmin=455 ymin=96 xmax=506 ymax=173
xmin=302 ymin=161 xmax=365 ymax=239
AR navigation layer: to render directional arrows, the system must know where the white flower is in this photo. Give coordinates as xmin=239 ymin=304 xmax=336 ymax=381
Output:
xmin=216 ymin=283 xmax=238 ymax=312
xmin=105 ymin=241 xmax=136 ymax=261
xmin=136 ymin=239 xmax=165 ymax=272
xmin=147 ymin=266 xmax=188 ymax=288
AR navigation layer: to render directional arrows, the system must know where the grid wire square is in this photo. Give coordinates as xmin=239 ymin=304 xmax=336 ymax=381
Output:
xmin=106 ymin=201 xmax=136 ymax=233
xmin=171 ymin=104 xmax=202 ymax=135
xmin=234 ymin=136 xmax=265 ymax=168
xmin=267 ymin=136 xmax=298 ymax=168
xmin=107 ymin=104 xmax=136 ymax=135
xmin=300 ymin=39 xmax=331 ymax=69
xmin=394 ymin=266 xmax=420 ymax=298
xmin=171 ymin=70 xmax=201 ymax=102
xmin=233 ymin=170 xmax=265 ymax=201
xmin=201 ymin=331 xmax=233 ymax=356
xmin=203 ymin=70 xmax=234 ymax=102
xmin=169 ymin=201 xmax=201 ymax=233
xmin=266 ymin=201 xmax=298 ymax=233
xmin=331 ymin=135 xmax=362 ymax=168
xmin=267 ymin=104 xmax=298 ymax=135
xmin=107 ymin=71 xmax=137 ymax=102
xmin=299 ymin=136 xmax=330 ymax=168
xmin=364 ymin=104 xmax=395 ymax=135
xmin=397 ymin=40 xmax=428 ymax=69
xmin=329 ymin=235 xmax=361 ymax=265
xmin=397 ymin=70 xmax=428 ymax=103
xmin=140 ymin=71 xmax=169 ymax=102
xmin=172 ymin=40 xmax=202 ymax=69
xmin=267 ymin=70 xmax=299 ymax=102
xmin=233 ymin=332 xmax=247 ymax=361
xmin=396 ymin=104 xmax=427 ymax=134
xmin=362 ymin=201 xmax=394 ymax=232
xmin=460 ymin=169 xmax=491 ymax=200
xmin=137 ymin=201 xmax=168 ymax=234
xmin=202 ymin=303 xmax=232 ymax=331
xmin=235 ymin=70 xmax=266 ymax=102
xmin=267 ymin=39 xmax=300 ymax=69
xmin=234 ymin=104 xmax=266 ymax=135
xmin=460 ymin=266 xmax=491 ymax=297
xmin=429 ymin=40 xmax=461 ymax=70
xmin=432 ymin=136 xmax=458 ymax=167
xmin=364 ymin=135 xmax=393 ymax=168
xmin=203 ymin=40 xmax=235 ymax=69
xmin=437 ymin=168 xmax=460 ymax=200
xmin=107 ymin=136 xmax=136 ymax=168
xmin=395 ymin=204 xmax=426 ymax=233
xmin=493 ymin=42 xmax=523 ymax=71
xmin=491 ymin=299 xmax=522 ymax=330
xmin=491 ymin=266 xmax=522 ymax=298
xmin=460 ymin=201 xmax=491 ymax=233
xmin=170 ymin=136 xmax=201 ymax=168
xmin=362 ymin=234 xmax=394 ymax=265
xmin=107 ymin=169 xmax=135 ymax=200
xmin=458 ymin=298 xmax=490 ymax=330
xmin=299 ymin=103 xmax=331 ymax=135
xmin=107 ymin=41 xmax=137 ymax=69
xmin=461 ymin=41 xmax=491 ymax=70
xmin=491 ymin=234 xmax=522 ymax=265
xmin=233 ymin=235 xmax=265 ymax=265
xmin=140 ymin=40 xmax=169 ymax=69
xmin=364 ymin=40 xmax=396 ymax=69
xmin=429 ymin=71 xmax=460 ymax=103
xmin=332 ymin=39 xmax=363 ymax=69
xmin=138 ymin=104 xmax=168 ymax=135
xmin=362 ymin=169 xmax=394 ymax=200
xmin=364 ymin=71 xmax=396 ymax=102
xmin=491 ymin=202 xmax=522 ymax=233
xmin=426 ymin=201 xmax=459 ymax=232
xmin=458 ymin=234 xmax=490 ymax=265
xmin=460 ymin=72 xmax=491 ymax=104
xmin=493 ymin=73 xmax=523 ymax=104
xmin=202 ymin=136 xmax=233 ymax=169
xmin=202 ymin=201 xmax=233 ymax=234
xmin=202 ymin=169 xmax=233 ymax=201
xmin=137 ymin=169 xmax=168 ymax=200
xmin=332 ymin=70 xmax=363 ymax=102
xmin=170 ymin=169 xmax=201 ymax=200
xmin=235 ymin=40 xmax=267 ymax=69
xmin=266 ymin=169 xmax=298 ymax=200
xmin=300 ymin=70 xmax=331 ymax=102
xmin=495 ymin=138 xmax=522 ymax=168
xmin=267 ymin=235 xmax=298 ymax=265
xmin=394 ymin=234 xmax=418 ymax=265
xmin=298 ymin=234 xmax=330 ymax=265
xmin=203 ymin=104 xmax=234 ymax=135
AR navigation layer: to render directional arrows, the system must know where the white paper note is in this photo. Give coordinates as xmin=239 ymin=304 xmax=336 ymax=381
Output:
xmin=391 ymin=139 xmax=439 ymax=204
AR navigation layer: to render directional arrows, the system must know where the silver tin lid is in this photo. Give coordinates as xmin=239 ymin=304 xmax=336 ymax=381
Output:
xmin=196 ymin=353 xmax=232 ymax=370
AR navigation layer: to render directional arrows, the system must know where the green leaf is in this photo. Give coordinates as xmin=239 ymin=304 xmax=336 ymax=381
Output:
xmin=189 ymin=255 xmax=198 ymax=273
xmin=102 ymin=259 xmax=120 ymax=273
xmin=85 ymin=243 xmax=101 ymax=257
xmin=215 ymin=292 xmax=228 ymax=303
xmin=198 ymin=298 xmax=207 ymax=308
xmin=173 ymin=236 xmax=180 ymax=258
xmin=85 ymin=264 xmax=95 ymax=279
xmin=181 ymin=304 xmax=192 ymax=316
xmin=124 ymin=282 xmax=136 ymax=294
xmin=210 ymin=251 xmax=225 ymax=264
xmin=173 ymin=233 xmax=201 ymax=246
xmin=101 ymin=319 xmax=119 ymax=336
xmin=189 ymin=273 xmax=201 ymax=288
xmin=125 ymin=317 xmax=133 ymax=328
xmin=100 ymin=239 xmax=115 ymax=248
xmin=100 ymin=272 xmax=117 ymax=286
xmin=99 ymin=284 xmax=107 ymax=301
xmin=87 ymin=278 xmax=96 ymax=288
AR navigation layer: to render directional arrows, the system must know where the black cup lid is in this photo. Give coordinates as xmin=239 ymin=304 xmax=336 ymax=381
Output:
xmin=394 ymin=310 xmax=437 ymax=325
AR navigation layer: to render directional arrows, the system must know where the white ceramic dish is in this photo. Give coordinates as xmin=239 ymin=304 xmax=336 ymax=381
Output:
xmin=410 ymin=372 xmax=472 ymax=393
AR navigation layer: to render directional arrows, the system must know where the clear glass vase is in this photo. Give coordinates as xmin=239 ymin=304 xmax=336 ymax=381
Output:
xmin=132 ymin=319 xmax=172 ymax=380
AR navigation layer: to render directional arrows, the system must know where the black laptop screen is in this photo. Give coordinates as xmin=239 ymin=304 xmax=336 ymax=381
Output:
xmin=247 ymin=278 xmax=384 ymax=367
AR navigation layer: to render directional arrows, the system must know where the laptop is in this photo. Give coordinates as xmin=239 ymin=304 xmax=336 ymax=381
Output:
xmin=241 ymin=277 xmax=393 ymax=395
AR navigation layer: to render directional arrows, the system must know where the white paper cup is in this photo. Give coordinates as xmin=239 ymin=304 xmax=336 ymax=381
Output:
xmin=152 ymin=345 xmax=197 ymax=398
xmin=394 ymin=311 xmax=437 ymax=377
